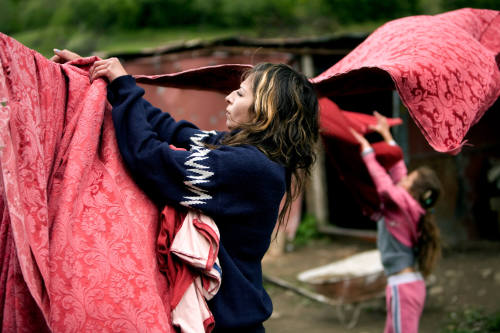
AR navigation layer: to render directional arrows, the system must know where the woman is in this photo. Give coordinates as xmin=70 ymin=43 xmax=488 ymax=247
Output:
xmin=53 ymin=50 xmax=319 ymax=332
xmin=350 ymin=112 xmax=441 ymax=333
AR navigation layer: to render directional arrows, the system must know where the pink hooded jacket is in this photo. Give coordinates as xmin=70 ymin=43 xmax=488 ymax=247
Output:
xmin=362 ymin=150 xmax=425 ymax=248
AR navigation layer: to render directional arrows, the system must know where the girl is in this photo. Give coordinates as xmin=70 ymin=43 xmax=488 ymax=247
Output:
xmin=350 ymin=112 xmax=441 ymax=333
xmin=53 ymin=50 xmax=319 ymax=332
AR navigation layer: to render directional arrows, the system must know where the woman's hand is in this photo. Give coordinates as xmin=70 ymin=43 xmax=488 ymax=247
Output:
xmin=349 ymin=127 xmax=371 ymax=151
xmin=50 ymin=49 xmax=81 ymax=63
xmin=89 ymin=58 xmax=128 ymax=83
xmin=368 ymin=111 xmax=393 ymax=142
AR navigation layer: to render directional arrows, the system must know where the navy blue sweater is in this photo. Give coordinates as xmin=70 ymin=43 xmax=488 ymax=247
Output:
xmin=108 ymin=75 xmax=286 ymax=331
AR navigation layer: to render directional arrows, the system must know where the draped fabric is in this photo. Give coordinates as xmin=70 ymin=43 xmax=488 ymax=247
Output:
xmin=134 ymin=64 xmax=252 ymax=95
xmin=312 ymin=8 xmax=500 ymax=155
xmin=157 ymin=207 xmax=221 ymax=333
xmin=319 ymin=97 xmax=404 ymax=216
xmin=133 ymin=9 xmax=500 ymax=155
xmin=0 ymin=33 xmax=174 ymax=332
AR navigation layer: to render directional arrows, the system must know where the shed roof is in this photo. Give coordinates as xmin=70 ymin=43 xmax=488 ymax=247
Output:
xmin=100 ymin=34 xmax=368 ymax=60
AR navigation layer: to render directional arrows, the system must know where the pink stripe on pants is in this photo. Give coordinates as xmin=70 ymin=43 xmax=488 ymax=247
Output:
xmin=384 ymin=272 xmax=426 ymax=333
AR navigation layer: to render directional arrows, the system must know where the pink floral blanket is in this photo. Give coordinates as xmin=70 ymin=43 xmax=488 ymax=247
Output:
xmin=0 ymin=33 xmax=174 ymax=332
xmin=312 ymin=8 xmax=500 ymax=154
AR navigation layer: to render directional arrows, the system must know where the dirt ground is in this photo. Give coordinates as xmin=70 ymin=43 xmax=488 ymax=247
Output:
xmin=261 ymin=237 xmax=500 ymax=333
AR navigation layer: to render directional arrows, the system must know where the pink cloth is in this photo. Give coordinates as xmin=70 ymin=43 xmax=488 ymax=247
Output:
xmin=157 ymin=207 xmax=221 ymax=333
xmin=0 ymin=194 xmax=50 ymax=333
xmin=0 ymin=33 xmax=175 ymax=332
xmin=130 ymin=9 xmax=500 ymax=155
xmin=134 ymin=64 xmax=252 ymax=95
xmin=319 ymin=97 xmax=405 ymax=215
xmin=312 ymin=8 xmax=500 ymax=155
xmin=387 ymin=160 xmax=407 ymax=185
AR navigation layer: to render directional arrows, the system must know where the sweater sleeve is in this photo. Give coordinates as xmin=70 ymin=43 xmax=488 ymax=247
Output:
xmin=388 ymin=159 xmax=407 ymax=184
xmin=108 ymin=75 xmax=201 ymax=149
xmin=362 ymin=150 xmax=424 ymax=247
xmin=362 ymin=150 xmax=410 ymax=208
xmin=385 ymin=141 xmax=407 ymax=183
xmin=107 ymin=75 xmax=286 ymax=217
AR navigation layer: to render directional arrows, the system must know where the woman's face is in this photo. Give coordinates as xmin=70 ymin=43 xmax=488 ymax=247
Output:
xmin=225 ymin=75 xmax=254 ymax=130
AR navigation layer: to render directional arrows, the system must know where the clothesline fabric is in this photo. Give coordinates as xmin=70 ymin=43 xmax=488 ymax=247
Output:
xmin=312 ymin=8 xmax=500 ymax=155
xmin=318 ymin=97 xmax=404 ymax=216
xmin=157 ymin=207 xmax=221 ymax=333
xmin=133 ymin=10 xmax=500 ymax=156
xmin=0 ymin=33 xmax=175 ymax=332
xmin=134 ymin=64 xmax=252 ymax=95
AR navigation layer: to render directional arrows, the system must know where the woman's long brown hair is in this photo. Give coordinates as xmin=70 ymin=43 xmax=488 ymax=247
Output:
xmin=221 ymin=63 xmax=319 ymax=229
xmin=409 ymin=166 xmax=442 ymax=277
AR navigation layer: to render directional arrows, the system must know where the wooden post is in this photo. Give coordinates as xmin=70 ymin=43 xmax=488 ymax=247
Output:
xmin=391 ymin=90 xmax=409 ymax=165
xmin=265 ymin=54 xmax=324 ymax=258
xmin=301 ymin=54 xmax=329 ymax=227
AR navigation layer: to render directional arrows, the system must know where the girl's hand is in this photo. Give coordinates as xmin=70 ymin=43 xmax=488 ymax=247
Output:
xmin=89 ymin=58 xmax=128 ymax=83
xmin=50 ymin=49 xmax=82 ymax=63
xmin=368 ymin=111 xmax=393 ymax=142
xmin=349 ymin=127 xmax=371 ymax=151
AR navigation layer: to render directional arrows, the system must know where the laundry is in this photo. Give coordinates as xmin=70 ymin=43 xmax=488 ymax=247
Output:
xmin=312 ymin=8 xmax=500 ymax=155
xmin=0 ymin=32 xmax=222 ymax=333
xmin=319 ymin=97 xmax=404 ymax=216
xmin=130 ymin=9 xmax=500 ymax=156
xmin=157 ymin=207 xmax=221 ymax=333
xmin=134 ymin=64 xmax=252 ymax=95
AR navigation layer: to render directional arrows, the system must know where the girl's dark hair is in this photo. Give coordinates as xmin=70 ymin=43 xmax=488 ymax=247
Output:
xmin=221 ymin=63 xmax=319 ymax=228
xmin=409 ymin=166 xmax=442 ymax=277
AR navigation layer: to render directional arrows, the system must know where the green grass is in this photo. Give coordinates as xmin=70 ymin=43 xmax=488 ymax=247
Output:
xmin=11 ymin=22 xmax=378 ymax=59
xmin=12 ymin=26 xmax=256 ymax=58
xmin=442 ymin=308 xmax=500 ymax=333
xmin=93 ymin=27 xmax=257 ymax=55
xmin=292 ymin=214 xmax=328 ymax=248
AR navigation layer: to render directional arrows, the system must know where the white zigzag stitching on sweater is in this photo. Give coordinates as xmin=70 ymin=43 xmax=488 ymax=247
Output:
xmin=180 ymin=131 xmax=216 ymax=206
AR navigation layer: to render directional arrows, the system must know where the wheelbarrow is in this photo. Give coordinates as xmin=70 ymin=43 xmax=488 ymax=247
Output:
xmin=264 ymin=249 xmax=386 ymax=328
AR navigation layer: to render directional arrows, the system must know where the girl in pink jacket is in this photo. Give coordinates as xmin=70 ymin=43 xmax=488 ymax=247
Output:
xmin=350 ymin=112 xmax=442 ymax=333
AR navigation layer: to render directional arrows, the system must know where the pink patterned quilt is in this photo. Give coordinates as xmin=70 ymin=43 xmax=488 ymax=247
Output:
xmin=0 ymin=33 xmax=174 ymax=332
xmin=312 ymin=8 xmax=500 ymax=154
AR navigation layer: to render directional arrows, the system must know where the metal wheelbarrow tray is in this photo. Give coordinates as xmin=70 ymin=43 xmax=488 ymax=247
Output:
xmin=297 ymin=249 xmax=386 ymax=328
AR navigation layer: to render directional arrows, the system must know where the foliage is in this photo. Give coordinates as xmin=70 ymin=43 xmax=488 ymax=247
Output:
xmin=292 ymin=213 xmax=325 ymax=247
xmin=3 ymin=0 xmax=498 ymax=35
xmin=442 ymin=308 xmax=500 ymax=333
xmin=442 ymin=0 xmax=500 ymax=11
xmin=322 ymin=0 xmax=421 ymax=24
xmin=2 ymin=0 xmax=498 ymax=56
xmin=3 ymin=0 xmax=484 ymax=35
